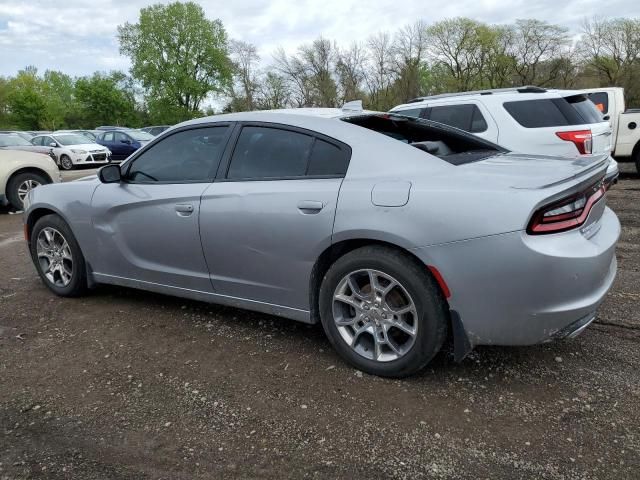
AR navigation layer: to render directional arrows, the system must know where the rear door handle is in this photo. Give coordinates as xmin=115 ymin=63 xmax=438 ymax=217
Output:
xmin=297 ymin=200 xmax=324 ymax=214
xmin=175 ymin=203 xmax=194 ymax=217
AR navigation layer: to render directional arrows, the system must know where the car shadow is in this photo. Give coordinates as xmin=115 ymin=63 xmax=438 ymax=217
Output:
xmin=84 ymin=283 xmax=582 ymax=381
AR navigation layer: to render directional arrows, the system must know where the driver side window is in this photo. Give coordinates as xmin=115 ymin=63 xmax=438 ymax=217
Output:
xmin=126 ymin=126 xmax=230 ymax=183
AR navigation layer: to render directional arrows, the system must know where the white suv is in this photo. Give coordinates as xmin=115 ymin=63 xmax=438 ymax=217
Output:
xmin=391 ymin=86 xmax=618 ymax=184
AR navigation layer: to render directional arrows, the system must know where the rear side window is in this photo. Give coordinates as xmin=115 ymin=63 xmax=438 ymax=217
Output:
xmin=587 ymin=92 xmax=609 ymax=114
xmin=307 ymin=139 xmax=350 ymax=176
xmin=102 ymin=132 xmax=114 ymax=142
xmin=227 ymin=126 xmax=313 ymax=179
xmin=427 ymin=104 xmax=488 ymax=133
xmin=394 ymin=108 xmax=423 ymax=118
xmin=504 ymin=96 xmax=604 ymax=128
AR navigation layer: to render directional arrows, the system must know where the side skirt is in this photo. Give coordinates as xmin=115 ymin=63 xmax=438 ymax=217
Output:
xmin=93 ymin=273 xmax=313 ymax=324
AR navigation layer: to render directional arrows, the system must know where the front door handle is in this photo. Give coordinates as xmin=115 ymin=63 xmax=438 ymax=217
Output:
xmin=297 ymin=200 xmax=324 ymax=214
xmin=175 ymin=204 xmax=194 ymax=217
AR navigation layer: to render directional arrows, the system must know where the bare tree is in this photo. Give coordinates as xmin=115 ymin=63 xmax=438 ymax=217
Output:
xmin=299 ymin=37 xmax=338 ymax=107
xmin=228 ymin=40 xmax=260 ymax=111
xmin=255 ymin=72 xmax=290 ymax=109
xmin=579 ymin=18 xmax=640 ymax=85
xmin=391 ymin=21 xmax=429 ymax=102
xmin=364 ymin=32 xmax=397 ymax=110
xmin=273 ymin=47 xmax=314 ymax=107
xmin=336 ymin=42 xmax=367 ymax=104
xmin=510 ymin=19 xmax=571 ymax=86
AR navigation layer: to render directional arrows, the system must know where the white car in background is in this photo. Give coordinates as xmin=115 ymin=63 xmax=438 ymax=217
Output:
xmin=579 ymin=87 xmax=640 ymax=173
xmin=391 ymin=86 xmax=619 ymax=186
xmin=0 ymin=149 xmax=60 ymax=211
xmin=30 ymin=133 xmax=111 ymax=170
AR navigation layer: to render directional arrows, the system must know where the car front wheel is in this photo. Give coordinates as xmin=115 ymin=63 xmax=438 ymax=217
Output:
xmin=30 ymin=214 xmax=88 ymax=297
xmin=6 ymin=172 xmax=48 ymax=211
xmin=60 ymin=154 xmax=74 ymax=170
xmin=319 ymin=245 xmax=448 ymax=378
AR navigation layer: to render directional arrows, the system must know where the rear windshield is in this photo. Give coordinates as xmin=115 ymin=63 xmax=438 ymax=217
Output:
xmin=587 ymin=92 xmax=609 ymax=114
xmin=504 ymin=95 xmax=604 ymax=128
xmin=341 ymin=115 xmax=504 ymax=165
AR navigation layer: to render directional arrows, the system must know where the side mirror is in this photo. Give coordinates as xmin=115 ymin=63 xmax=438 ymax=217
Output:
xmin=49 ymin=142 xmax=57 ymax=147
xmin=98 ymin=164 xmax=122 ymax=183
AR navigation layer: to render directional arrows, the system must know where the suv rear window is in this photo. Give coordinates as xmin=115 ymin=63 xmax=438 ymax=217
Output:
xmin=504 ymin=96 xmax=604 ymax=128
xmin=587 ymin=92 xmax=609 ymax=114
xmin=427 ymin=104 xmax=488 ymax=133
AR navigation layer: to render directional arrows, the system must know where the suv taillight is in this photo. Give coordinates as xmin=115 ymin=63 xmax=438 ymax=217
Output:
xmin=556 ymin=130 xmax=592 ymax=154
xmin=527 ymin=181 xmax=605 ymax=235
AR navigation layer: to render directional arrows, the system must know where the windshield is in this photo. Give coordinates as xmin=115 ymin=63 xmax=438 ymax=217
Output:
xmin=55 ymin=134 xmax=94 ymax=146
xmin=128 ymin=130 xmax=154 ymax=141
xmin=0 ymin=134 xmax=32 ymax=147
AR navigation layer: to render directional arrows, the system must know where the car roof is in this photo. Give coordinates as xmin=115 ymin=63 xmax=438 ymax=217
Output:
xmin=181 ymin=107 xmax=380 ymax=129
xmin=391 ymin=87 xmax=588 ymax=111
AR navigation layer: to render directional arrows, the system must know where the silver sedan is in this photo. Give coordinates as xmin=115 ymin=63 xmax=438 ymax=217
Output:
xmin=23 ymin=107 xmax=620 ymax=377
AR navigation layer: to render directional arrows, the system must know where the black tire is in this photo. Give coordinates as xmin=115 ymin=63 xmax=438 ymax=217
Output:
xmin=60 ymin=154 xmax=74 ymax=170
xmin=30 ymin=214 xmax=88 ymax=297
xmin=319 ymin=245 xmax=448 ymax=378
xmin=635 ymin=150 xmax=640 ymax=175
xmin=6 ymin=171 xmax=49 ymax=211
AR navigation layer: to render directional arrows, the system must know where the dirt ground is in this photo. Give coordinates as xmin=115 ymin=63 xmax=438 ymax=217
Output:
xmin=0 ymin=166 xmax=639 ymax=479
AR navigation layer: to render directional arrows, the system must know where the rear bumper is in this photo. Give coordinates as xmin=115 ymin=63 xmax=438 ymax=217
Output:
xmin=412 ymin=206 xmax=620 ymax=347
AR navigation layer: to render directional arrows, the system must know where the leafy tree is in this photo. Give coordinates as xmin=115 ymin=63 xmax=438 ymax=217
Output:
xmin=40 ymin=70 xmax=75 ymax=130
xmin=118 ymin=1 xmax=232 ymax=123
xmin=74 ymin=72 xmax=137 ymax=127
xmin=6 ymin=66 xmax=46 ymax=130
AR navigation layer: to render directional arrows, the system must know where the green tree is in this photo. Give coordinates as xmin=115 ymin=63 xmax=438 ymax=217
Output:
xmin=40 ymin=70 xmax=75 ymax=130
xmin=118 ymin=1 xmax=232 ymax=123
xmin=6 ymin=66 xmax=46 ymax=130
xmin=74 ymin=72 xmax=137 ymax=127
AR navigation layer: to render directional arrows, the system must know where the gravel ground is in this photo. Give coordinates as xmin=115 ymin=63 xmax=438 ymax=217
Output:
xmin=0 ymin=165 xmax=639 ymax=479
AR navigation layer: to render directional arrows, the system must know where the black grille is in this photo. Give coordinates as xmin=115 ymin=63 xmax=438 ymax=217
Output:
xmin=92 ymin=153 xmax=107 ymax=161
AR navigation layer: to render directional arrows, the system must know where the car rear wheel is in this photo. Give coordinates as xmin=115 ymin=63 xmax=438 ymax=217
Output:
xmin=6 ymin=172 xmax=48 ymax=211
xmin=60 ymin=154 xmax=74 ymax=170
xmin=319 ymin=245 xmax=448 ymax=377
xmin=30 ymin=214 xmax=88 ymax=297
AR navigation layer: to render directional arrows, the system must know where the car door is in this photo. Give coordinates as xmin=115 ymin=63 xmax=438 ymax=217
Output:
xmin=114 ymin=131 xmax=137 ymax=158
xmin=90 ymin=125 xmax=233 ymax=292
xmin=99 ymin=132 xmax=117 ymax=158
xmin=199 ymin=123 xmax=351 ymax=311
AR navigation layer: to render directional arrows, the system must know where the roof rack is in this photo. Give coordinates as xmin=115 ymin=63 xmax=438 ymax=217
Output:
xmin=407 ymin=86 xmax=547 ymax=103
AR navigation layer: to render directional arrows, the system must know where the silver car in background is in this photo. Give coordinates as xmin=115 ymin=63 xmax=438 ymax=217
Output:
xmin=23 ymin=107 xmax=619 ymax=377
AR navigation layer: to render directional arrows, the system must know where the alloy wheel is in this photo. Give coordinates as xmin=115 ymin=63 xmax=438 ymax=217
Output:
xmin=36 ymin=227 xmax=73 ymax=287
xmin=332 ymin=269 xmax=418 ymax=362
xmin=60 ymin=156 xmax=73 ymax=170
xmin=17 ymin=179 xmax=41 ymax=203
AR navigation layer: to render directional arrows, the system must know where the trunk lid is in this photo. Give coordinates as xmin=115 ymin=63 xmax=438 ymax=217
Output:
xmin=458 ymin=152 xmax=609 ymax=189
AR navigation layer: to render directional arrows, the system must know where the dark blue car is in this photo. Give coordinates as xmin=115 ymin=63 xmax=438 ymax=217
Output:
xmin=96 ymin=129 xmax=154 ymax=162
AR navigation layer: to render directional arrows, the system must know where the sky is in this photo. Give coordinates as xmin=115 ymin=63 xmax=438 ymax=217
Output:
xmin=0 ymin=0 xmax=639 ymax=78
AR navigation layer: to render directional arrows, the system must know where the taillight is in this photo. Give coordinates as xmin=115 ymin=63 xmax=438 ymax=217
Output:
xmin=527 ymin=181 xmax=606 ymax=235
xmin=556 ymin=130 xmax=592 ymax=154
